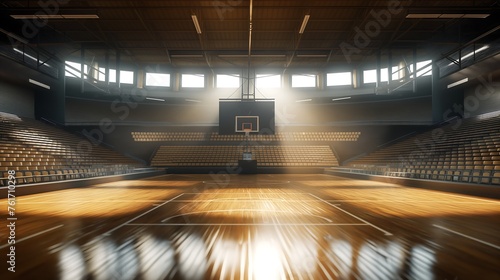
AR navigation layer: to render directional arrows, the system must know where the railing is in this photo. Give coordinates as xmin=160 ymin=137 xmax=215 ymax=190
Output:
xmin=436 ymin=26 xmax=500 ymax=78
xmin=0 ymin=38 xmax=61 ymax=79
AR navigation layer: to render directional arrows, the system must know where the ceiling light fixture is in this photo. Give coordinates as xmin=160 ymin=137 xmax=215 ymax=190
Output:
xmin=299 ymin=14 xmax=310 ymax=34
xmin=406 ymin=13 xmax=490 ymax=19
xmin=447 ymin=78 xmax=468 ymax=89
xmin=252 ymin=54 xmax=286 ymax=58
xmin=218 ymin=54 xmax=286 ymax=58
xmin=146 ymin=97 xmax=165 ymax=102
xmin=191 ymin=14 xmax=202 ymax=34
xmin=171 ymin=54 xmax=204 ymax=58
xmin=10 ymin=9 xmax=99 ymax=20
xmin=295 ymin=99 xmax=312 ymax=103
xmin=332 ymin=96 xmax=351 ymax=102
xmin=61 ymin=14 xmax=99 ymax=19
xmin=296 ymin=54 xmax=328 ymax=58
xmin=29 ymin=79 xmax=50 ymax=90
xmin=218 ymin=54 xmax=249 ymax=58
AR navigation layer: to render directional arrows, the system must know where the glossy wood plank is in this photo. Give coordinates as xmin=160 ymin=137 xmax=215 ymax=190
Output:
xmin=0 ymin=174 xmax=499 ymax=279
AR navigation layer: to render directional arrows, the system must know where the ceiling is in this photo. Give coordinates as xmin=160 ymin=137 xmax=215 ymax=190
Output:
xmin=1 ymin=0 xmax=499 ymax=69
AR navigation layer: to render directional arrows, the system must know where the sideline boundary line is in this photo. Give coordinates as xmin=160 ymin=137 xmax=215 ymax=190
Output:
xmin=309 ymin=193 xmax=393 ymax=236
xmin=103 ymin=193 xmax=184 ymax=236
xmin=0 ymin=225 xmax=64 ymax=249
xmin=433 ymin=224 xmax=500 ymax=250
xmin=126 ymin=223 xmax=368 ymax=226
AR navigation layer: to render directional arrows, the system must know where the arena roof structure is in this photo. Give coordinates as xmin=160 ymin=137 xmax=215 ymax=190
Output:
xmin=1 ymin=0 xmax=498 ymax=68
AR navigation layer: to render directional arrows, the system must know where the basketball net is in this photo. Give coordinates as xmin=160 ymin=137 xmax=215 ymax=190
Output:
xmin=243 ymin=128 xmax=251 ymax=138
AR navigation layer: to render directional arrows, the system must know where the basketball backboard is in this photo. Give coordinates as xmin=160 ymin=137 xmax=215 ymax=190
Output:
xmin=235 ymin=116 xmax=259 ymax=133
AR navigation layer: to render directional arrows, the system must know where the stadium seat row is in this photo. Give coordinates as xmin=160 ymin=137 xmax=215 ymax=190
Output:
xmin=0 ymin=112 xmax=141 ymax=186
xmin=132 ymin=131 xmax=361 ymax=142
xmin=151 ymin=145 xmax=339 ymax=167
xmin=347 ymin=114 xmax=500 ymax=185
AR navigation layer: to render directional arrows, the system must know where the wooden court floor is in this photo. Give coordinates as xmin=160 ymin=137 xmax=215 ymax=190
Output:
xmin=1 ymin=174 xmax=499 ymax=279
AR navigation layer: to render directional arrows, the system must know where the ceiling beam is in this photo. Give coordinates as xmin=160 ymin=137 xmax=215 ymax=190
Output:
xmin=129 ymin=1 xmax=172 ymax=65
xmin=5 ymin=3 xmax=498 ymax=10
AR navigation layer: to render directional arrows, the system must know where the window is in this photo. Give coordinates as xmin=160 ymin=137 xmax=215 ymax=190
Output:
xmin=256 ymin=74 xmax=281 ymax=88
xmin=364 ymin=66 xmax=405 ymax=84
xmin=182 ymin=74 xmax=205 ymax=88
xmin=106 ymin=69 xmax=134 ymax=84
xmin=216 ymin=74 xmax=240 ymax=88
xmin=292 ymin=74 xmax=316 ymax=88
xmin=109 ymin=69 xmax=117 ymax=83
xmin=416 ymin=60 xmax=432 ymax=77
xmin=98 ymin=67 xmax=106 ymax=82
xmin=391 ymin=66 xmax=401 ymax=80
xmin=363 ymin=69 xmax=377 ymax=84
xmin=65 ymin=61 xmax=88 ymax=79
xmin=120 ymin=70 xmax=134 ymax=84
xmin=380 ymin=68 xmax=389 ymax=82
xmin=327 ymin=72 xmax=351 ymax=86
xmin=407 ymin=60 xmax=433 ymax=78
xmin=146 ymin=73 xmax=171 ymax=87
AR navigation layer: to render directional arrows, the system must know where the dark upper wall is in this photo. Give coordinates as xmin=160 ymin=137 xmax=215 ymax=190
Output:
xmin=65 ymin=97 xmax=219 ymax=125
xmin=464 ymin=83 xmax=500 ymax=117
xmin=65 ymin=94 xmax=432 ymax=126
xmin=437 ymin=54 xmax=500 ymax=120
xmin=0 ymin=53 xmax=36 ymax=118
xmin=461 ymin=55 xmax=500 ymax=117
xmin=0 ymin=54 xmax=65 ymax=122
xmin=0 ymin=79 xmax=35 ymax=118
xmin=290 ymin=96 xmax=432 ymax=125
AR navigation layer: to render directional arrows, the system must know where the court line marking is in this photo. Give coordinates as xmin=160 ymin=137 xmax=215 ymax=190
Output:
xmin=168 ymin=199 xmax=331 ymax=203
xmin=103 ymin=193 xmax=184 ymax=236
xmin=202 ymin=180 xmax=291 ymax=184
xmin=15 ymin=200 xmax=169 ymax=204
xmin=161 ymin=209 xmax=333 ymax=223
xmin=143 ymin=174 xmax=174 ymax=180
xmin=181 ymin=192 xmax=309 ymax=195
xmin=127 ymin=223 xmax=368 ymax=226
xmin=0 ymin=224 xmax=64 ymax=249
xmin=315 ymin=188 xmax=500 ymax=203
xmin=14 ymin=175 xmax=176 ymax=202
xmin=162 ymin=198 xmax=497 ymax=204
xmin=309 ymin=193 xmax=393 ymax=236
xmin=433 ymin=224 xmax=500 ymax=250
xmin=313 ymin=176 xmax=500 ymax=204
xmin=323 ymin=200 xmax=499 ymax=204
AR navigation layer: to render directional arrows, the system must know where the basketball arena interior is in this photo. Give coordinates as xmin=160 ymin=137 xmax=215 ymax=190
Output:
xmin=1 ymin=0 xmax=500 ymax=279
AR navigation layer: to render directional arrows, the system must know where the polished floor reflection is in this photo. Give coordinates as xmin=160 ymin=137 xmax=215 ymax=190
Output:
xmin=1 ymin=174 xmax=499 ymax=279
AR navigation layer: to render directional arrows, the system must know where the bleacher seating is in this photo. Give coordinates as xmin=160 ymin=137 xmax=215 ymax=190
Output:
xmin=346 ymin=114 xmax=500 ymax=185
xmin=132 ymin=131 xmax=361 ymax=142
xmin=132 ymin=132 xmax=206 ymax=142
xmin=0 ymin=112 xmax=142 ymax=186
xmin=151 ymin=145 xmax=339 ymax=167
